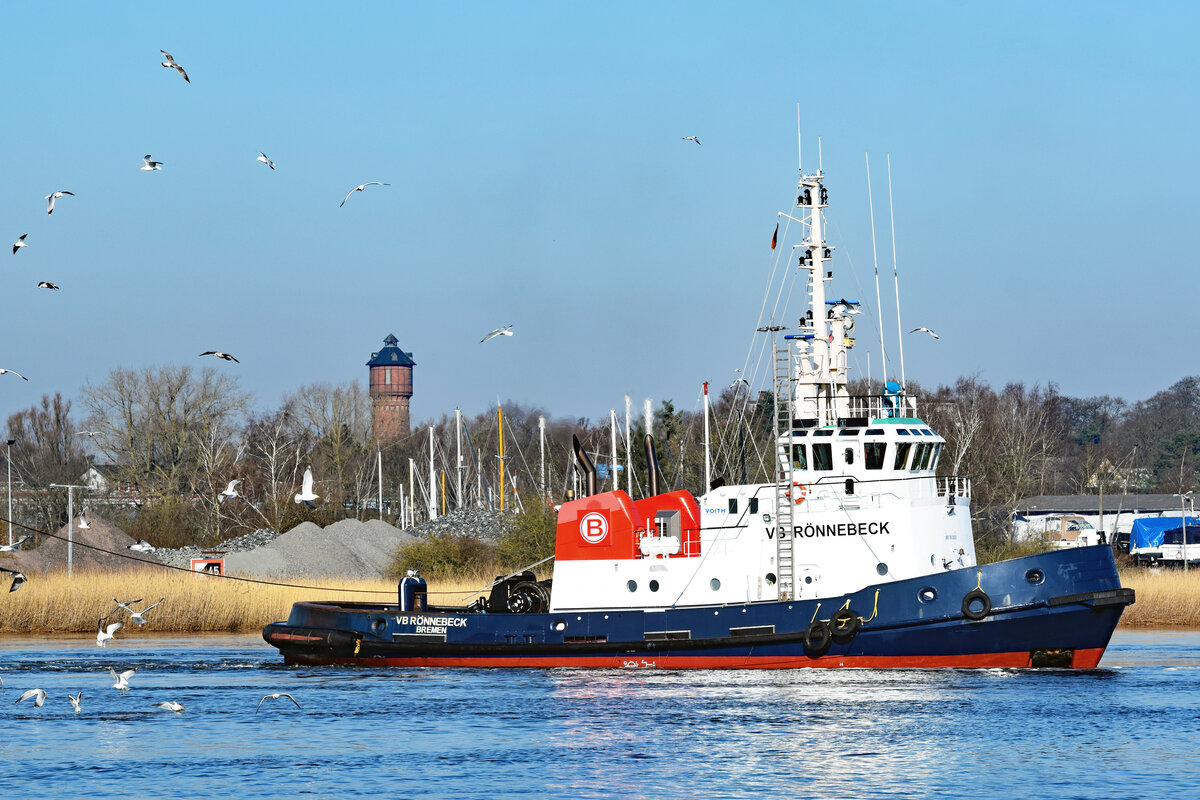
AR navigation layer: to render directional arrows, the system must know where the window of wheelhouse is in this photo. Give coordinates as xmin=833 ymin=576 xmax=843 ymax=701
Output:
xmin=812 ymin=443 xmax=833 ymax=471
xmin=865 ymin=442 xmax=887 ymax=470
xmin=893 ymin=441 xmax=912 ymax=470
xmin=791 ymin=444 xmax=808 ymax=470
xmin=910 ymin=443 xmax=932 ymax=471
xmin=929 ymin=443 xmax=943 ymax=471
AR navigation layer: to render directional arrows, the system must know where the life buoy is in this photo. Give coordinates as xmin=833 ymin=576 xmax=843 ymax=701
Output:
xmin=803 ymin=620 xmax=832 ymax=655
xmin=830 ymin=608 xmax=861 ymax=641
xmin=793 ymin=484 xmax=808 ymax=505
xmin=962 ymin=588 xmax=991 ymax=621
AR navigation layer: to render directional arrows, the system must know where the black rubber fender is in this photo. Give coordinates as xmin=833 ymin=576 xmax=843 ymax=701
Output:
xmin=830 ymin=608 xmax=861 ymax=641
xmin=962 ymin=588 xmax=992 ymax=621
xmin=803 ymin=620 xmax=832 ymax=656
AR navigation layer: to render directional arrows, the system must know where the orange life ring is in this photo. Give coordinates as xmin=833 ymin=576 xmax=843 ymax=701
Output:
xmin=793 ymin=484 xmax=808 ymax=504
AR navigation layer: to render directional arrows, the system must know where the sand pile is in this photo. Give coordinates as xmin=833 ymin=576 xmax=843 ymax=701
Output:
xmin=8 ymin=514 xmax=161 ymax=573
xmin=224 ymin=518 xmax=417 ymax=579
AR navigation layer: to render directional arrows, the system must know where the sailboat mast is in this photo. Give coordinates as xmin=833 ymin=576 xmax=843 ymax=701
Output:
xmin=888 ymin=154 xmax=907 ymax=389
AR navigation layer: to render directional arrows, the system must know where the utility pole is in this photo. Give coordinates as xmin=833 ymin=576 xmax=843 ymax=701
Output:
xmin=498 ymin=406 xmax=505 ymax=513
xmin=408 ymin=458 xmax=415 ymax=525
xmin=455 ymin=408 xmax=463 ymax=510
xmin=538 ymin=416 xmax=546 ymax=500
xmin=50 ymin=483 xmax=87 ymax=578
xmin=624 ymin=395 xmax=632 ymax=495
xmin=610 ymin=409 xmax=619 ymax=491
xmin=428 ymin=426 xmax=437 ymax=520
xmin=377 ymin=448 xmax=383 ymax=521
xmin=6 ymin=438 xmax=15 ymax=547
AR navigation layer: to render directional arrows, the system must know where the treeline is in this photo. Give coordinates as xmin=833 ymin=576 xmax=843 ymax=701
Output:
xmin=5 ymin=365 xmax=1200 ymax=547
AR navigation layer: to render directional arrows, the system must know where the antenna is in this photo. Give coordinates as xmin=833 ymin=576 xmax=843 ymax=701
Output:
xmin=866 ymin=153 xmax=888 ymax=383
xmin=818 ymin=137 xmax=823 ymax=171
xmin=888 ymin=154 xmax=906 ymax=388
xmin=796 ymin=105 xmax=802 ymax=173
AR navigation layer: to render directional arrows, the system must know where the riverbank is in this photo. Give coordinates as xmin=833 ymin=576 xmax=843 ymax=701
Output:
xmin=0 ymin=565 xmax=1195 ymax=634
xmin=0 ymin=569 xmax=495 ymax=635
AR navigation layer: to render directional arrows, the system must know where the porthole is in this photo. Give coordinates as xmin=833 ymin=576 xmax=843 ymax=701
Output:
xmin=710 ymin=578 xmax=721 ymax=590
xmin=627 ymin=580 xmax=637 ymax=592
xmin=370 ymin=618 xmax=386 ymax=633
xmin=1025 ymin=568 xmax=1045 ymax=585
xmin=918 ymin=587 xmax=937 ymax=604
xmin=804 ymin=576 xmax=813 ymax=584
xmin=876 ymin=562 xmax=889 ymax=576
xmin=649 ymin=580 xmax=660 ymax=592
xmin=765 ymin=572 xmax=777 ymax=585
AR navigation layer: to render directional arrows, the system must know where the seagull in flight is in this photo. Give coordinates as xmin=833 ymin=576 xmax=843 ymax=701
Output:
xmin=153 ymin=700 xmax=186 ymax=713
xmin=114 ymin=597 xmax=165 ymax=626
xmin=0 ymin=536 xmax=30 ymax=553
xmin=0 ymin=567 xmax=26 ymax=592
xmin=14 ymin=688 xmax=47 ymax=708
xmin=256 ymin=151 xmax=276 ymax=170
xmin=68 ymin=692 xmax=83 ymax=713
xmin=0 ymin=369 xmax=29 ymax=381
xmin=110 ymin=668 xmax=136 ymax=694
xmin=13 ymin=234 xmax=28 ymax=255
xmin=45 ymin=190 xmax=75 ymax=215
xmin=681 ymin=136 xmax=701 ymax=145
xmin=218 ymin=479 xmax=241 ymax=504
xmin=339 ymin=182 xmax=389 ymax=207
xmin=910 ymin=327 xmax=940 ymax=339
xmin=141 ymin=155 xmax=163 ymax=171
xmin=37 ymin=281 xmax=60 ymax=290
xmin=97 ymin=619 xmax=122 ymax=647
xmin=480 ymin=325 xmax=514 ymax=343
xmin=294 ymin=466 xmax=318 ymax=509
xmin=200 ymin=351 xmax=239 ymax=363
xmin=160 ymin=50 xmax=190 ymax=83
xmin=257 ymin=693 xmax=302 ymax=713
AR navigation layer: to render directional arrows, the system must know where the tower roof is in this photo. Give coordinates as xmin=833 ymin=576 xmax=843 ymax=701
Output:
xmin=367 ymin=333 xmax=416 ymax=367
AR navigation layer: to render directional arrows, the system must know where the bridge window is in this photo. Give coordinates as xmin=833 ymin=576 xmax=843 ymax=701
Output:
xmin=749 ymin=497 xmax=759 ymax=514
xmin=728 ymin=498 xmax=738 ymax=514
xmin=930 ymin=443 xmax=943 ymax=471
xmin=893 ymin=442 xmax=912 ymax=470
xmin=813 ymin=443 xmax=833 ymax=471
xmin=865 ymin=442 xmax=887 ymax=470
xmin=865 ymin=429 xmax=884 ymax=435
xmin=791 ymin=444 xmax=808 ymax=470
xmin=911 ymin=443 xmax=932 ymax=471
xmin=839 ymin=429 xmax=859 ymax=436
xmin=844 ymin=448 xmax=854 ymax=465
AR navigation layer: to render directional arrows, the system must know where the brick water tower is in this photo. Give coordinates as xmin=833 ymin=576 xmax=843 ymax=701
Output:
xmin=367 ymin=333 xmax=415 ymax=441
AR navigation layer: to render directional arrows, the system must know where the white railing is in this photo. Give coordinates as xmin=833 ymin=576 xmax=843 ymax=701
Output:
xmin=843 ymin=394 xmax=919 ymax=420
xmin=936 ymin=475 xmax=971 ymax=499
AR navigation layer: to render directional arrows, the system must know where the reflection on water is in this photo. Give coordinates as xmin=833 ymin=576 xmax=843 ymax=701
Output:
xmin=0 ymin=630 xmax=1196 ymax=799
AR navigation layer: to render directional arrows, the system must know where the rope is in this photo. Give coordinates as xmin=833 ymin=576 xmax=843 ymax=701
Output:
xmin=975 ymin=569 xmax=983 ymax=592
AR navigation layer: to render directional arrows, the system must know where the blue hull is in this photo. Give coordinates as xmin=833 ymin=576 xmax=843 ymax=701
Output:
xmin=263 ymin=546 xmax=1133 ymax=669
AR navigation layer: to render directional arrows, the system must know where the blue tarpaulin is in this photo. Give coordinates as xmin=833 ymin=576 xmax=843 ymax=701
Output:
xmin=1130 ymin=516 xmax=1200 ymax=553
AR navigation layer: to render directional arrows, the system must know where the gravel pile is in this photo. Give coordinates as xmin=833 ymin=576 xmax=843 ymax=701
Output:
xmin=406 ymin=508 xmax=510 ymax=541
xmin=223 ymin=519 xmax=419 ymax=579
xmin=9 ymin=514 xmax=162 ymax=573
xmin=156 ymin=528 xmax=279 ymax=570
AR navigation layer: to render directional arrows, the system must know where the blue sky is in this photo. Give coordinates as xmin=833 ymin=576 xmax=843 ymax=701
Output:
xmin=1 ymin=2 xmax=1196 ymax=426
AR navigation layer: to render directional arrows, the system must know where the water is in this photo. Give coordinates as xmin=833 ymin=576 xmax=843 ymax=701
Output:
xmin=1 ymin=630 xmax=1197 ymax=799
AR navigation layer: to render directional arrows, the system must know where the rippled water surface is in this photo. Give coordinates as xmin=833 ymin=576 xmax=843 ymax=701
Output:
xmin=1 ymin=630 xmax=1197 ymax=799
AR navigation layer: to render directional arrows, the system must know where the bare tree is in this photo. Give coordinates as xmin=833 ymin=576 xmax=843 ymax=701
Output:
xmin=5 ymin=393 xmax=91 ymax=532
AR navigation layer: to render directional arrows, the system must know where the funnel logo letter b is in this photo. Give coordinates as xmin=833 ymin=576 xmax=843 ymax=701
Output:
xmin=579 ymin=512 xmax=609 ymax=544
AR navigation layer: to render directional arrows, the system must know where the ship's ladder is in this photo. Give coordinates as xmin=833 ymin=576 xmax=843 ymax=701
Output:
xmin=773 ymin=342 xmax=795 ymax=600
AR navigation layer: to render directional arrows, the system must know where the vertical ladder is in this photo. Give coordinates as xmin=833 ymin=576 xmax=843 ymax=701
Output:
xmin=773 ymin=342 xmax=795 ymax=600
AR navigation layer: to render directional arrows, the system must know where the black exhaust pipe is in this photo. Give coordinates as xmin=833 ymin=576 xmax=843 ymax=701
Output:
xmin=644 ymin=434 xmax=661 ymax=497
xmin=572 ymin=434 xmax=597 ymax=497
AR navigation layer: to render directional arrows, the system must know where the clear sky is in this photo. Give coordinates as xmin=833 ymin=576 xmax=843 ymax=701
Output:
xmin=1 ymin=2 xmax=1196 ymax=427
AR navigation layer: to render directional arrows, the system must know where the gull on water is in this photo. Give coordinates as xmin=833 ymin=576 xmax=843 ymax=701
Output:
xmin=480 ymin=325 xmax=514 ymax=343
xmin=68 ymin=692 xmax=83 ymax=713
xmin=256 ymin=151 xmax=276 ymax=170
xmin=160 ymin=50 xmax=190 ymax=83
xmin=13 ymin=234 xmax=28 ymax=254
xmin=45 ymin=190 xmax=75 ymax=215
xmin=681 ymin=136 xmax=701 ymax=145
xmin=0 ymin=535 xmax=30 ymax=552
xmin=0 ymin=369 xmax=29 ymax=381
xmin=339 ymin=182 xmax=389 ymax=207
xmin=97 ymin=620 xmax=121 ymax=647
xmin=15 ymin=688 xmax=47 ymax=708
xmin=256 ymin=692 xmax=302 ymax=713
xmin=200 ymin=351 xmax=239 ymax=363
xmin=141 ymin=155 xmax=163 ymax=171
xmin=1 ymin=567 xmax=27 ymax=592
xmin=114 ymin=597 xmax=165 ymax=626
xmin=219 ymin=479 xmax=241 ymax=504
xmin=910 ymin=327 xmax=940 ymax=339
xmin=153 ymin=700 xmax=185 ymax=713
xmin=37 ymin=282 xmax=60 ymax=290
xmin=110 ymin=668 xmax=136 ymax=694
xmin=294 ymin=466 xmax=319 ymax=509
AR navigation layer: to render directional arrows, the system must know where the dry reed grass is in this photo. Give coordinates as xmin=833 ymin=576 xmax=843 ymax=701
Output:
xmin=0 ymin=568 xmax=494 ymax=635
xmin=1117 ymin=568 xmax=1200 ymax=627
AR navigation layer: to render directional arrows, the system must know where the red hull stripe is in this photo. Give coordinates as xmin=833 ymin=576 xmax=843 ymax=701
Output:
xmin=292 ymin=647 xmax=1107 ymax=670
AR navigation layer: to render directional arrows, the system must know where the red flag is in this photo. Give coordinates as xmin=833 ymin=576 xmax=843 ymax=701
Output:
xmin=771 ymin=222 xmax=778 ymax=250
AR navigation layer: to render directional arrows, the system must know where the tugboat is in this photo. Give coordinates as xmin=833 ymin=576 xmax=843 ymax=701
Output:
xmin=264 ymin=157 xmax=1134 ymax=669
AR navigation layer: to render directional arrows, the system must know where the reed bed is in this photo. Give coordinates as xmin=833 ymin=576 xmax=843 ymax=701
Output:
xmin=0 ymin=569 xmax=496 ymax=635
xmin=1117 ymin=568 xmax=1200 ymax=627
